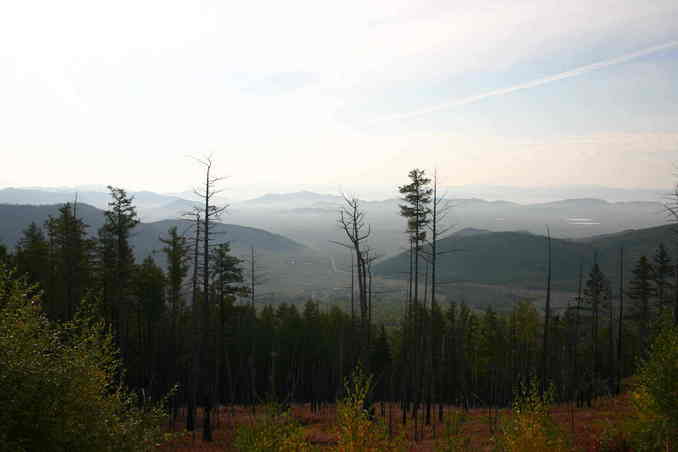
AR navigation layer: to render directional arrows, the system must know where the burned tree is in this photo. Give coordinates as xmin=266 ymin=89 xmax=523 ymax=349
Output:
xmin=188 ymin=156 xmax=228 ymax=442
xmin=336 ymin=194 xmax=372 ymax=357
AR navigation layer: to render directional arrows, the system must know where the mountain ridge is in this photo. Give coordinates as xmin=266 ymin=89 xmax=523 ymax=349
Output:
xmin=0 ymin=203 xmax=306 ymax=258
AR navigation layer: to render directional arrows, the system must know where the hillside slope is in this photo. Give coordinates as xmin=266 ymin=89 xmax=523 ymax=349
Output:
xmin=374 ymin=224 xmax=677 ymax=291
xmin=0 ymin=203 xmax=305 ymax=257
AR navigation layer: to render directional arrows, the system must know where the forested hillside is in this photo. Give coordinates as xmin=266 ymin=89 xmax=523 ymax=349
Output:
xmin=0 ymin=203 xmax=306 ymax=257
xmin=375 ymin=224 xmax=678 ymax=291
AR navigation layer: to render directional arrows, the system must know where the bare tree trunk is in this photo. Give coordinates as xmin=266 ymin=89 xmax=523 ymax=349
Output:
xmin=574 ymin=263 xmax=583 ymax=406
xmin=187 ymin=213 xmax=200 ymax=432
xmin=541 ymin=226 xmax=552 ymax=394
xmin=201 ymin=164 xmax=213 ymax=442
xmin=617 ymin=248 xmax=624 ymax=394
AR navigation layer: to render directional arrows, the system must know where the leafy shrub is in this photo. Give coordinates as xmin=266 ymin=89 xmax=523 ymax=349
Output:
xmin=436 ymin=409 xmax=471 ymax=452
xmin=593 ymin=419 xmax=632 ymax=452
xmin=233 ymin=402 xmax=315 ymax=452
xmin=628 ymin=321 xmax=678 ymax=451
xmin=0 ymin=266 xmax=166 ymax=452
xmin=334 ymin=365 xmax=405 ymax=452
xmin=498 ymin=379 xmax=571 ymax=452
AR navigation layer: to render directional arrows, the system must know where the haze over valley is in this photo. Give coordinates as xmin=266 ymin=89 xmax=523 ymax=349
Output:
xmin=1 ymin=183 xmax=673 ymax=316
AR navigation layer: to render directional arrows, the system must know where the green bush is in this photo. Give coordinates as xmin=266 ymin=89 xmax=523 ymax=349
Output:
xmin=629 ymin=321 xmax=678 ymax=451
xmin=233 ymin=402 xmax=315 ymax=452
xmin=334 ymin=365 xmax=405 ymax=452
xmin=498 ymin=379 xmax=571 ymax=452
xmin=436 ymin=409 xmax=470 ymax=452
xmin=0 ymin=266 xmax=166 ymax=452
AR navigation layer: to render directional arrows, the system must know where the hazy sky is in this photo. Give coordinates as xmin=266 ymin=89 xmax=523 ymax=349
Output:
xmin=1 ymin=0 xmax=677 ymax=195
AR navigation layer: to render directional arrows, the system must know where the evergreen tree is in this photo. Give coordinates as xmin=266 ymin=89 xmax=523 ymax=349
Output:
xmin=0 ymin=243 xmax=10 ymax=266
xmin=628 ymin=255 xmax=655 ymax=350
xmin=398 ymin=168 xmax=432 ymax=426
xmin=398 ymin=169 xmax=432 ymax=311
xmin=584 ymin=262 xmax=610 ymax=378
xmin=97 ymin=186 xmax=139 ymax=363
xmin=45 ymin=203 xmax=94 ymax=322
xmin=652 ymin=243 xmax=673 ymax=312
xmin=14 ymin=222 xmax=49 ymax=292
xmin=370 ymin=325 xmax=392 ymax=402
xmin=132 ymin=256 xmax=166 ymax=396
xmin=210 ymin=242 xmax=247 ymax=409
xmin=160 ymin=225 xmax=190 ymax=419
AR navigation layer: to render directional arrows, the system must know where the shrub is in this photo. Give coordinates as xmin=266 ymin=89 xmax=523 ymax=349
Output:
xmin=233 ymin=402 xmax=315 ymax=452
xmin=436 ymin=409 xmax=471 ymax=452
xmin=629 ymin=321 xmax=678 ymax=451
xmin=334 ymin=365 xmax=405 ymax=452
xmin=0 ymin=266 xmax=166 ymax=452
xmin=498 ymin=379 xmax=571 ymax=452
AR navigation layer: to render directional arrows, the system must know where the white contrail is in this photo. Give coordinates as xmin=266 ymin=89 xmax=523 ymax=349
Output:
xmin=372 ymin=40 xmax=678 ymax=123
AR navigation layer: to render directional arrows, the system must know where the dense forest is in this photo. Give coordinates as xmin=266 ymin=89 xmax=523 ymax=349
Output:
xmin=1 ymin=163 xmax=677 ymax=451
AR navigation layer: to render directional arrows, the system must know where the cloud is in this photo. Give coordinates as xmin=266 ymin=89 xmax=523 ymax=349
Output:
xmin=370 ymin=40 xmax=678 ymax=123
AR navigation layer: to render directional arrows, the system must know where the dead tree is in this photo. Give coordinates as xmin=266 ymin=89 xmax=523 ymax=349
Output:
xmin=191 ymin=155 xmax=228 ymax=442
xmin=420 ymin=170 xmax=454 ymax=425
xmin=186 ymin=211 xmax=201 ymax=432
xmin=616 ymin=247 xmax=624 ymax=394
xmin=541 ymin=226 xmax=552 ymax=395
xmin=334 ymin=194 xmax=372 ymax=361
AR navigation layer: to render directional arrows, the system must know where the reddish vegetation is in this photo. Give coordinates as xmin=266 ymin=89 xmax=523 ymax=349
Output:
xmin=157 ymin=395 xmax=633 ymax=451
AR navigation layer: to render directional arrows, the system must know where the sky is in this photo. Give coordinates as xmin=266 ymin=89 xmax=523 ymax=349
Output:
xmin=1 ymin=0 xmax=678 ymax=198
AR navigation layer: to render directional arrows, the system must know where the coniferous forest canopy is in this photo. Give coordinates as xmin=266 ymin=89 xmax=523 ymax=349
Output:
xmin=2 ymin=158 xmax=678 ymax=451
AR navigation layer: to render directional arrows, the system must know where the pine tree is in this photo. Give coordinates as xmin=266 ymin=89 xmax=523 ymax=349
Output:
xmin=584 ymin=262 xmax=610 ymax=378
xmin=97 ymin=186 xmax=139 ymax=364
xmin=0 ymin=243 xmax=10 ymax=266
xmin=14 ymin=222 xmax=49 ymax=293
xmin=652 ymin=243 xmax=673 ymax=312
xmin=132 ymin=255 xmax=166 ymax=395
xmin=398 ymin=168 xmax=432 ymax=427
xmin=628 ymin=255 xmax=655 ymax=350
xmin=211 ymin=242 xmax=247 ymax=409
xmin=160 ymin=225 xmax=190 ymax=416
xmin=45 ymin=202 xmax=94 ymax=322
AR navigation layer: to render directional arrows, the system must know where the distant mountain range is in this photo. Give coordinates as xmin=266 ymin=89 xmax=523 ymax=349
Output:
xmin=0 ymin=187 xmax=188 ymax=208
xmin=2 ymin=191 xmax=676 ymax=304
xmin=243 ymin=190 xmax=343 ymax=206
xmin=0 ymin=203 xmax=306 ymax=260
xmin=0 ymin=186 xmax=670 ymax=255
xmin=374 ymin=224 xmax=678 ymax=292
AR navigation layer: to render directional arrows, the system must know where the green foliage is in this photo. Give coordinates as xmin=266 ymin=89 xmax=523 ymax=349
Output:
xmin=0 ymin=243 xmax=10 ymax=265
xmin=628 ymin=322 xmax=678 ymax=451
xmin=498 ymin=379 xmax=571 ymax=452
xmin=593 ymin=418 xmax=632 ymax=452
xmin=398 ymin=168 xmax=432 ymax=244
xmin=233 ymin=402 xmax=315 ymax=452
xmin=0 ymin=265 xmax=166 ymax=452
xmin=652 ymin=243 xmax=673 ymax=310
xmin=628 ymin=255 xmax=655 ymax=345
xmin=45 ymin=202 xmax=95 ymax=321
xmin=334 ymin=365 xmax=405 ymax=452
xmin=14 ymin=222 xmax=49 ymax=290
xmin=436 ymin=409 xmax=471 ymax=452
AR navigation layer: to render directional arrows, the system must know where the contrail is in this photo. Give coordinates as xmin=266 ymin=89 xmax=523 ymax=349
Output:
xmin=372 ymin=40 xmax=678 ymax=123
